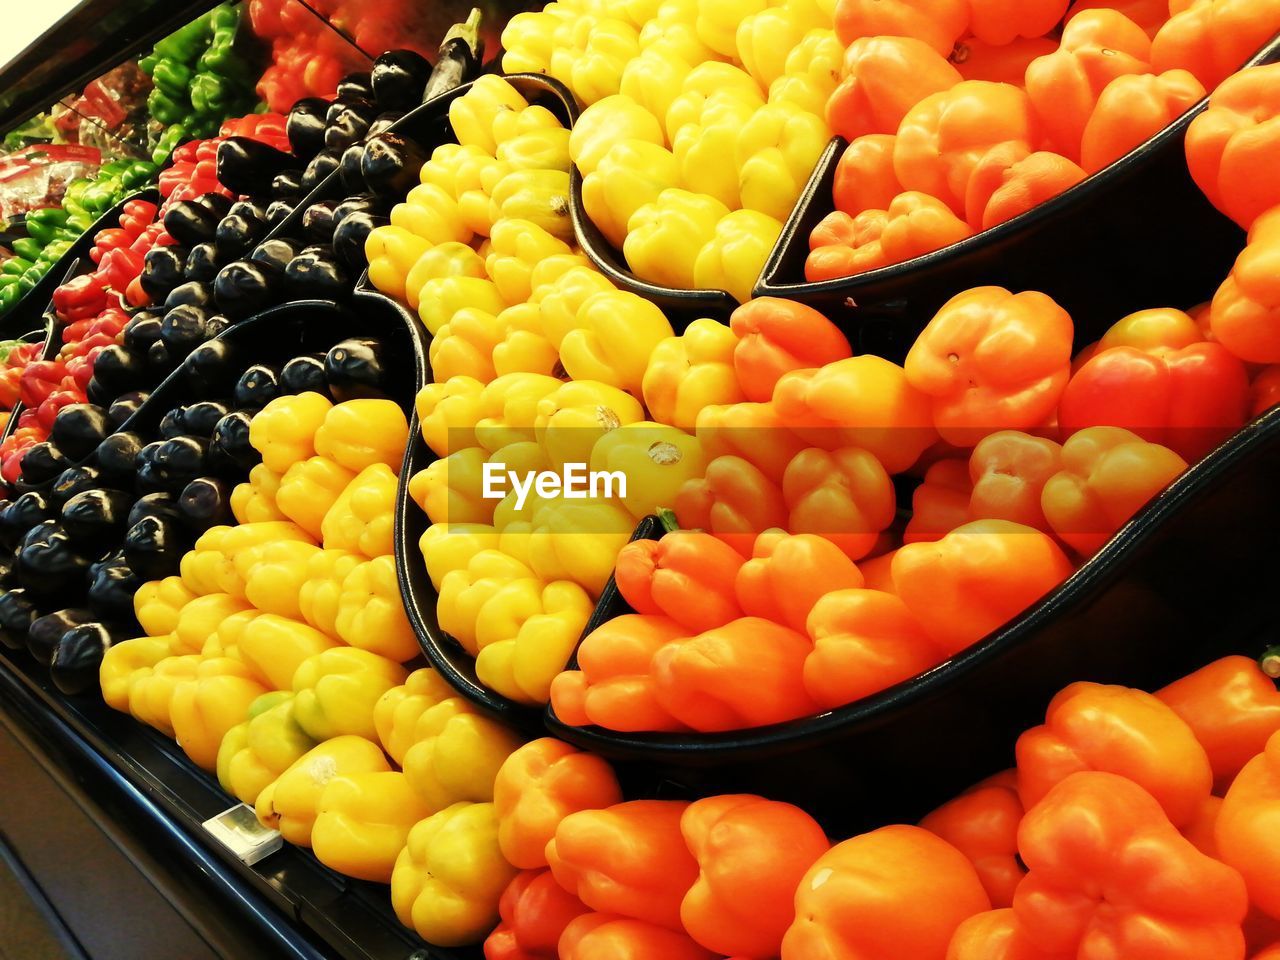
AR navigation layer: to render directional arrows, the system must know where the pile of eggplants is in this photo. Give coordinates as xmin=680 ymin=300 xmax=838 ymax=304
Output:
xmin=0 ymin=333 xmax=393 ymax=695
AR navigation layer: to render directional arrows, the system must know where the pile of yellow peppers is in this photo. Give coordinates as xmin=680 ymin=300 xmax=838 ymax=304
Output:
xmin=501 ymin=0 xmax=838 ymax=300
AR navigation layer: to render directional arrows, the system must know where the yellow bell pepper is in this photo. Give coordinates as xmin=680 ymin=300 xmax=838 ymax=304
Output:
xmin=127 ymin=654 xmax=201 ymax=736
xmin=134 ymin=576 xmax=196 ymax=635
xmin=560 ymin=290 xmax=675 ymax=396
xmin=625 ymin=189 xmax=730 ymax=289
xmin=475 ymin=373 xmax=565 ymax=454
xmin=200 ymin=610 xmax=261 ymax=674
xmin=292 ymin=646 xmax=409 ymax=742
xmin=417 ymin=376 xmax=484 ymax=457
xmin=297 ymin=548 xmax=363 ymax=639
xmin=528 ymin=252 xmax=595 ymax=301
xmin=455 ymin=154 xmax=512 ymax=239
xmin=170 ymin=657 xmax=269 ymax=771
xmin=484 ymin=219 xmax=572 ymax=306
xmin=420 ymin=276 xmax=508 ymax=336
xmin=475 ymin=579 xmax=594 ymax=705
xmin=640 ymin=0 xmax=721 ymax=65
xmin=230 ymin=463 xmax=287 ymax=524
xmin=641 ymin=318 xmax=744 ymax=431
xmin=314 ymin=399 xmax=410 ymax=474
xmin=421 ymin=143 xmax=491 ymax=194
xmin=412 ymin=447 xmax=495 ymax=526
xmin=170 ymin=592 xmax=253 ymax=655
xmin=429 ymin=306 xmax=507 ymax=384
xmin=493 ymin=102 xmax=565 ymax=145
xmin=696 ymin=0 xmax=769 ymax=58
xmin=419 ymin=523 xmax=502 ymax=591
xmin=736 ymin=100 xmax=829 ymax=221
xmin=255 ymin=735 xmax=391 ymax=847
xmin=237 ymin=539 xmax=323 ymax=621
xmin=536 ymin=265 xmax=617 ymax=348
xmin=566 ymin=17 xmax=641 ymax=106
xmin=438 ymin=550 xmax=538 ymax=656
xmin=99 ymin=635 xmax=171 ymax=713
xmin=769 ymin=28 xmax=843 ymax=118
xmin=667 ymin=60 xmax=765 ymax=140
xmin=217 ymin=691 xmax=316 ymax=806
xmin=693 ymin=208 xmax=784 ymax=303
xmin=527 ymin=497 xmax=636 ymax=597
xmin=239 ymin=614 xmax=341 ymax=691
xmin=366 ymin=225 xmax=434 ymax=303
xmin=320 ymin=463 xmax=397 ymax=558
xmin=589 ymin=421 xmax=708 ymax=520
xmin=500 ymin=7 xmax=574 ymax=75
xmin=374 ymin=668 xmax=457 ymax=764
xmin=582 ymin=140 xmax=682 ymax=250
xmin=313 ymin=771 xmax=434 ymax=883
xmin=250 ymin=392 xmax=334 ymax=475
xmin=404 ymin=240 xmax=487 ymax=312
xmin=570 ymin=96 xmax=665 ymax=178
xmin=736 ymin=4 xmax=826 ymax=89
xmin=489 ymin=169 xmax=574 ymax=244
xmin=334 ymin=556 xmax=420 ymax=662
xmin=391 ymin=802 xmax=519 ymax=947
xmin=185 ymin=521 xmax=315 ymax=600
xmin=275 ymin=457 xmax=357 ymax=541
xmin=495 ymin=124 xmax=572 ymax=175
xmin=535 ymin=378 xmax=646 ymax=470
xmin=620 ymin=50 xmax=693 ymax=131
xmin=491 ymin=304 xmax=561 ymax=379
xmin=402 ymin=698 xmax=525 ymax=808
xmin=449 ymin=76 xmax=530 ymax=155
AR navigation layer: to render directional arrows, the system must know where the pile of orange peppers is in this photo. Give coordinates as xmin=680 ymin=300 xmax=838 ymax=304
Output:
xmin=807 ymin=0 xmax=1280 ymax=280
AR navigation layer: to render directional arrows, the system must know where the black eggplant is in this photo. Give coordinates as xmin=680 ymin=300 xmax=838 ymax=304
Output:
xmin=159 ymin=407 xmax=186 ymax=439
xmin=272 ymin=168 xmax=303 ymax=201
xmin=217 ymin=209 xmax=268 ymax=257
xmin=287 ymin=97 xmax=330 ymax=157
xmin=17 ymin=520 xmax=89 ymax=596
xmin=367 ymin=112 xmax=401 ymax=139
xmin=49 ymin=465 xmax=102 ymax=508
xmin=122 ymin=311 xmax=164 ymax=354
xmin=302 ymin=200 xmax=340 ymax=242
xmin=0 ymin=588 xmax=38 ymax=650
xmin=164 ymin=280 xmax=213 ymax=311
xmin=372 ymin=49 xmax=432 ymax=111
xmin=209 ymin=411 xmax=260 ymax=475
xmin=19 ymin=442 xmax=71 ymax=485
xmin=326 ymin=338 xmax=388 ymax=401
xmin=108 ymin=392 xmax=148 ymax=428
xmin=153 ymin=436 xmax=209 ymax=486
xmin=285 ymin=246 xmax=349 ymax=301
xmin=27 ymin=608 xmax=95 ymax=667
xmin=185 ymin=241 xmax=225 ymax=283
xmin=217 ymin=137 xmax=298 ymax=197
xmin=51 ymin=622 xmax=121 ymax=694
xmin=140 ymin=245 xmax=189 ymax=299
xmin=89 ymin=344 xmax=146 ymax=395
xmin=213 ymin=259 xmax=283 ymax=318
xmin=337 ymin=72 xmax=374 ymax=101
xmin=333 ymin=210 xmax=387 ymax=270
xmin=183 ymin=340 xmax=238 ymax=398
xmin=86 ymin=554 xmax=142 ymax=622
xmin=194 ymin=193 xmax=234 ymax=221
xmin=50 ymin=403 xmax=111 ymax=460
xmin=324 ymin=98 xmax=376 ymax=151
xmin=0 ymin=555 xmax=13 ymax=589
xmin=164 ymin=200 xmax=219 ymax=246
xmin=160 ymin=303 xmax=211 ymax=358
xmin=301 ymin=149 xmax=342 ymax=193
xmin=122 ymin=516 xmax=184 ymax=581
xmin=205 ymin=314 xmax=231 ymax=339
xmin=423 ymin=10 xmax=483 ymax=101
xmin=234 ymin=364 xmax=282 ymax=409
xmin=127 ymin=492 xmax=182 ymax=530
xmin=333 ymin=195 xmax=382 ymax=223
xmin=0 ymin=491 xmax=50 ymax=547
xmin=338 ymin=143 xmax=367 ymax=194
xmin=61 ymin=489 xmax=132 ymax=544
xmin=264 ymin=200 xmax=294 ymax=229
xmin=250 ymin=238 xmax=300 ymax=274
xmin=281 ymin=354 xmax=330 ymax=398
xmin=179 ymin=477 xmax=232 ymax=529
xmin=361 ymin=132 xmax=428 ymax=199
xmin=182 ymin=401 xmax=231 ymax=437
xmin=95 ymin=432 xmax=144 ymax=484
xmin=146 ymin=340 xmax=175 ymax=376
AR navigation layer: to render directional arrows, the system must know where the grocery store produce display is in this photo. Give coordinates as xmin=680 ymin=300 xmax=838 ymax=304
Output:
xmin=3 ymin=1 xmax=1280 ymax=959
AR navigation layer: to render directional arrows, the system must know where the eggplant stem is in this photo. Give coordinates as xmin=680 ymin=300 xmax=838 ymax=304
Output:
xmin=1260 ymin=646 xmax=1280 ymax=680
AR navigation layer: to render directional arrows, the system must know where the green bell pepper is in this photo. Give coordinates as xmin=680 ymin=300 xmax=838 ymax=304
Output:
xmin=64 ymin=212 xmax=94 ymax=235
xmin=152 ymin=11 xmax=214 ymax=64
xmin=148 ymin=87 xmax=190 ymax=126
xmin=10 ymin=237 xmax=41 ymax=261
xmin=151 ymin=124 xmax=188 ymax=165
xmin=189 ymin=72 xmax=235 ymax=117
xmin=138 ymin=53 xmax=159 ymax=77
xmin=121 ymin=160 xmax=158 ymax=190
xmin=0 ymin=284 xmax=20 ymax=313
xmin=1 ymin=258 xmax=32 ymax=277
xmin=24 ymin=207 xmax=67 ymax=245
xmin=152 ymin=59 xmax=193 ymax=99
xmin=0 ymin=274 xmax=18 ymax=289
xmin=16 ymin=270 xmax=40 ymax=295
xmin=79 ymin=181 xmax=117 ymax=216
xmin=38 ymin=240 xmax=72 ymax=264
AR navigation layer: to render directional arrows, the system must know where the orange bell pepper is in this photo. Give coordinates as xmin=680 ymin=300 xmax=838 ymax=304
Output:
xmin=615 ymin=527 xmax=745 ymax=634
xmin=905 ymin=459 xmax=973 ymax=543
xmin=773 ymin=356 xmax=938 ymax=474
xmin=549 ymin=615 xmax=689 ymax=732
xmin=1040 ymin=426 xmax=1187 ymax=555
xmin=1209 ymin=207 xmax=1280 ymax=364
xmin=921 ymin=771 xmax=1026 ymax=909
xmin=1098 ymin=305 xmax=1206 ymax=352
xmin=879 ymin=191 xmax=974 ymax=263
xmin=826 ymin=37 xmax=963 ymax=142
xmin=1064 ymin=0 xmax=1171 ymax=36
xmin=782 ymin=824 xmax=991 ymax=959
xmin=1187 ymin=64 xmax=1280 ymax=230
xmin=833 ymin=134 xmax=903 ymax=215
xmin=803 ymin=588 xmax=944 ymax=709
xmin=558 ymin=914 xmax=717 ymax=960
xmin=547 ymin=800 xmax=697 ymax=930
xmin=893 ymin=519 xmax=1074 ymax=655
xmin=1151 ymin=0 xmax=1280 ymax=93
xmin=695 ymin=401 xmax=809 ymax=484
xmin=949 ymin=35 xmax=1057 ymax=84
xmin=652 ymin=617 xmax=818 ymax=731
xmin=680 ymin=794 xmax=830 ymax=959
xmin=493 ymin=738 xmax=623 ymax=870
xmin=963 ymin=143 xmax=1087 ymax=230
xmin=674 ymin=455 xmax=788 ymax=557
xmin=968 ymin=431 xmax=1063 ymax=531
xmin=1254 ymin=365 xmax=1280 ymax=416
xmin=894 ymin=81 xmax=1042 ymax=216
xmin=833 ymin=0 xmax=970 ymax=56
xmin=729 ymin=297 xmax=852 ymax=405
xmin=1016 ymin=681 xmax=1213 ymax=828
xmin=945 ymin=909 xmax=1059 ymax=960
xmin=781 ymin=447 xmax=896 ymax=560
xmin=1080 ymin=69 xmax=1206 ymax=173
xmin=905 ymin=287 xmax=1074 ymax=447
xmin=1024 ymin=8 xmax=1153 ymax=160
xmin=484 ymin=869 xmax=590 ymax=960
xmin=806 ymin=209 xmax=892 ymax=281
xmin=1256 ymin=946 xmax=1280 ymax=960
xmin=1186 ymin=795 xmax=1224 ymax=859
xmin=967 ymin=0 xmax=1069 ymax=45
xmin=1014 ymin=772 xmax=1248 ymax=958
xmin=1219 ymin=728 xmax=1280 ymax=920
xmin=735 ymin=530 xmax=865 ymax=633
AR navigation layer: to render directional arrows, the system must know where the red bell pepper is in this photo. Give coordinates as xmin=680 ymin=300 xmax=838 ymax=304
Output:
xmin=118 ymin=199 xmax=157 ymax=236
xmin=97 ymin=248 xmax=146 ymax=291
xmin=52 ymin=273 xmax=109 ymax=322
xmin=19 ymin=361 xmax=68 ymax=409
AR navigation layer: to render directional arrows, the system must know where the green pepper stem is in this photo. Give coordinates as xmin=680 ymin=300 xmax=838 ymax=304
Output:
xmin=443 ymin=8 xmax=483 ymax=55
xmin=656 ymin=507 xmax=680 ymax=533
xmin=1260 ymin=646 xmax=1280 ymax=680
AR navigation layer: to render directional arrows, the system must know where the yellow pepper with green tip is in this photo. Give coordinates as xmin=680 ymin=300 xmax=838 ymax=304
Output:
xmin=297 ymin=548 xmax=363 ymax=639
xmin=570 ymin=96 xmax=664 ymax=178
xmin=217 ymin=691 xmax=316 ymax=806
xmin=402 ymin=697 xmax=525 ymax=808
xmin=489 ymin=169 xmax=574 ymax=244
xmin=374 ymin=668 xmax=457 ymax=764
xmin=366 ymin=225 xmax=434 ymax=302
xmin=642 ymin=318 xmax=744 ymax=431
xmin=275 ymin=457 xmax=357 ymax=541
xmin=418 ymin=523 xmax=502 ymax=591
xmin=693 ymin=208 xmax=784 ymax=303
xmin=99 ymin=635 xmax=172 ymax=713
xmin=438 ymin=550 xmax=538 ymax=656
xmin=736 ymin=100 xmax=829 ymax=222
xmin=537 ymin=266 xmax=617 ymax=348
xmin=404 ymin=240 xmax=487 ymax=311
xmin=313 ymin=772 xmax=434 ymax=883
xmin=534 ymin=379 xmax=646 ymax=470
xmin=250 ymin=392 xmax=333 ymax=474
xmin=134 ymin=576 xmax=196 ymax=636
xmin=485 ymin=219 xmax=573 ymax=306
xmin=230 ymin=463 xmax=287 ymax=524
xmin=170 ymin=593 xmax=254 ymax=655
xmin=170 ymin=657 xmax=270 ymax=771
xmin=315 ymin=399 xmax=410 ymax=474
xmin=769 ymin=28 xmax=843 ymax=117
xmin=417 ymin=377 xmax=484 ymax=457
xmin=334 ymin=556 xmax=420 ymax=662
xmin=412 ymin=447 xmax=494 ymax=526
xmin=391 ymin=801 xmax=519 ymax=947
xmin=527 ymin=497 xmax=636 ymax=597
xmin=237 ymin=539 xmax=324 ymax=621
xmin=560 ymin=290 xmax=674 ymax=396
xmin=292 ymin=646 xmax=408 ymax=742
xmin=239 ymin=614 xmax=341 ymax=691
xmin=419 ymin=276 xmax=508 ymax=337
xmin=475 ymin=579 xmax=594 ymax=705
xmin=449 ymin=76 xmax=530 ymax=155
xmin=582 ymin=140 xmax=682 ymax=250
xmin=625 ymin=188 xmax=729 ymax=289
xmin=590 ymin=421 xmax=708 ymax=520
xmin=475 ymin=373 xmax=565 ymax=454
xmin=127 ymin=654 xmax=202 ymax=736
xmin=255 ymin=735 xmax=391 ymax=846
xmin=320 ymin=464 xmax=397 ymax=558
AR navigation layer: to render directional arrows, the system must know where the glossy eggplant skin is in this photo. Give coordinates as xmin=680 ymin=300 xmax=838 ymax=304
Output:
xmin=0 ymin=588 xmax=39 ymax=651
xmin=0 ymin=492 xmax=51 ymax=550
xmin=179 ymin=477 xmax=233 ymax=530
xmin=16 ymin=521 xmax=90 ymax=598
xmin=50 ymin=404 xmax=111 ymax=461
xmin=272 ymin=169 xmax=303 ymax=201
xmin=250 ymin=238 xmax=300 ymax=274
xmin=324 ymin=98 xmax=377 ymax=151
xmin=108 ymin=392 xmax=148 ymax=429
xmin=371 ymin=49 xmax=431 ymax=112
xmin=217 ymin=137 xmax=298 ymax=197
xmin=51 ymin=622 xmax=123 ymax=695
xmin=91 ymin=344 xmax=147 ymax=395
xmin=337 ymin=72 xmax=374 ymax=102
xmin=361 ymin=133 xmax=429 ymax=199
xmin=86 ymin=554 xmax=142 ymax=622
xmin=332 ymin=211 xmax=387 ymax=270
xmin=95 ymin=432 xmax=144 ymax=486
xmin=302 ymin=201 xmax=340 ymax=243
xmin=49 ymin=466 xmax=103 ymax=509
xmin=326 ymin=338 xmax=389 ymax=401
xmin=280 ymin=355 xmax=330 ymax=399
xmin=284 ymin=246 xmax=349 ymax=301
xmin=208 ymin=412 xmax=260 ymax=476
xmin=265 ymin=200 xmax=294 ymax=230
xmin=160 ymin=303 xmax=211 ymax=359
xmin=19 ymin=442 xmax=72 ymax=486
xmin=122 ymin=311 xmax=164 ymax=354
xmin=213 ymin=259 xmax=283 ymax=319
xmin=287 ymin=98 xmax=329 ymax=157
xmin=233 ymin=365 xmax=282 ymax=410
xmin=215 ymin=208 xmax=269 ymax=260
xmin=127 ymin=492 xmax=183 ymax=531
xmin=27 ymin=608 xmax=95 ymax=667
xmin=164 ymin=280 xmax=214 ymax=312
xmin=184 ymin=242 xmax=224 ymax=283
xmin=338 ymin=144 xmax=367 ymax=194
xmin=122 ymin=515 xmax=186 ymax=581
xmin=140 ymin=245 xmax=189 ymax=299
xmin=184 ymin=340 xmax=239 ymax=399
xmin=164 ymin=200 xmax=219 ymax=246
xmin=301 ymin=149 xmax=342 ymax=194
xmin=60 ymin=489 xmax=133 ymax=546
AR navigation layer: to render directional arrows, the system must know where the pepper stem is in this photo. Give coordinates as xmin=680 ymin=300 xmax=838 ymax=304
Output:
xmin=1260 ymin=646 xmax=1280 ymax=680
xmin=656 ymin=507 xmax=680 ymax=533
xmin=443 ymin=8 xmax=483 ymax=57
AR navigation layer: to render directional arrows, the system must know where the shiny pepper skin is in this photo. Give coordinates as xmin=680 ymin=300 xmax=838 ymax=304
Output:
xmin=320 ymin=464 xmax=397 ymax=558
xmin=642 ymin=318 xmax=744 ymax=432
xmin=921 ymin=771 xmax=1026 ymax=909
xmin=1079 ymin=69 xmax=1205 ymax=174
xmin=731 ymin=296 xmax=852 ymax=404
xmin=312 ymin=771 xmax=433 ymax=883
xmin=334 ymin=556 xmax=420 ymax=662
xmin=217 ymin=691 xmax=316 ymax=806
xmin=1209 ymin=206 xmax=1280 ymax=363
xmin=400 ymin=696 xmax=525 ymax=809
xmin=249 ymin=392 xmax=333 ymax=474
xmin=834 ymin=0 xmax=969 ymax=56
xmin=826 ymin=36 xmax=962 ymax=143
xmin=291 ymin=646 xmax=408 ymax=742
xmin=1217 ymin=727 xmax=1280 ymax=921
xmin=484 ymin=869 xmax=590 ymax=960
